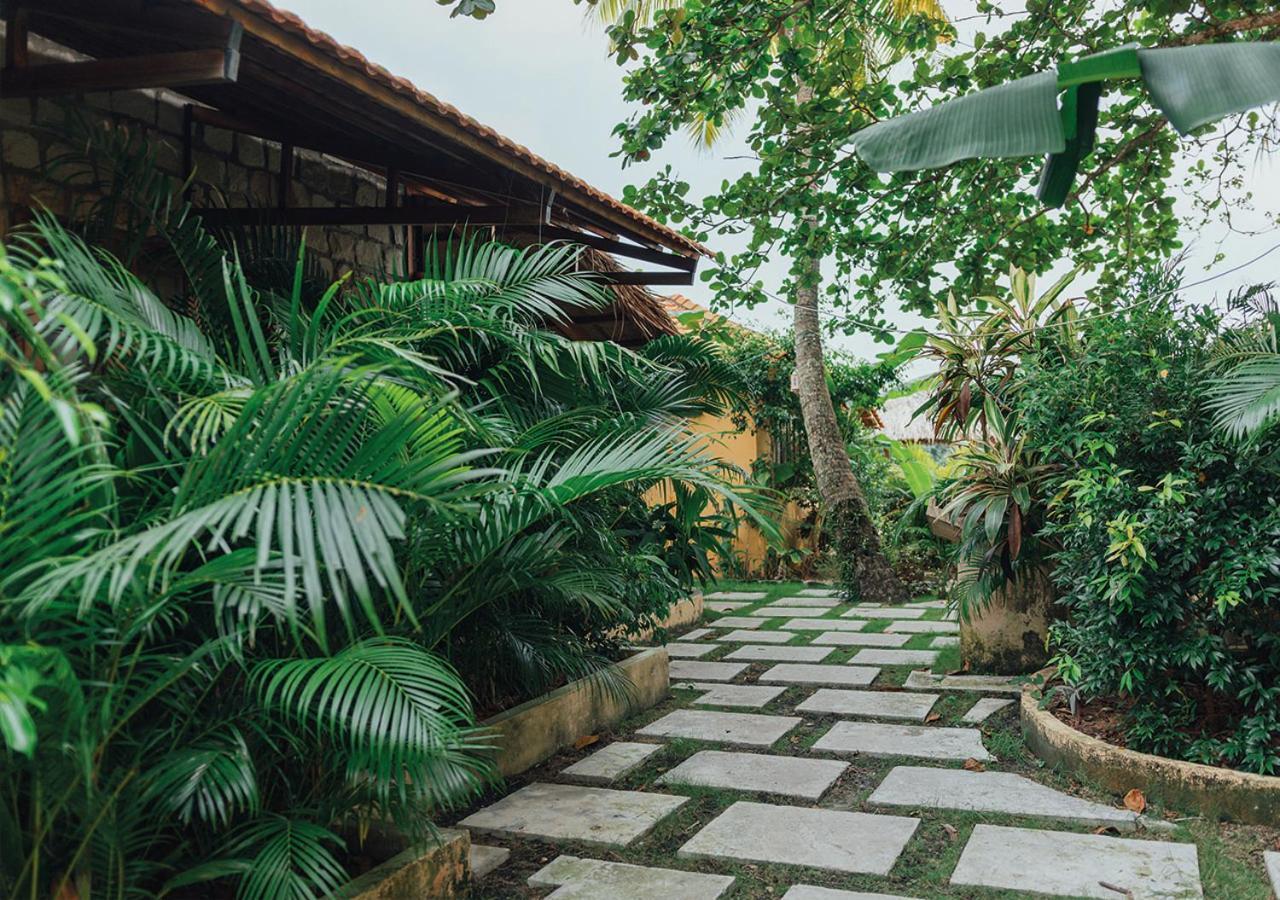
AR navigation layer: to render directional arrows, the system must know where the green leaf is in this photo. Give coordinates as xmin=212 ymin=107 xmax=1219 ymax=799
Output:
xmin=1139 ymin=42 xmax=1280 ymax=135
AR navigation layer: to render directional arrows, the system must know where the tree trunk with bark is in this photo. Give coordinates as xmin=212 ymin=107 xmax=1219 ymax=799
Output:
xmin=791 ymin=247 xmax=908 ymax=603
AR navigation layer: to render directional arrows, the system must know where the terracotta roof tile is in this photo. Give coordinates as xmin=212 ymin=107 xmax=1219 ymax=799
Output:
xmin=207 ymin=0 xmax=708 ymax=257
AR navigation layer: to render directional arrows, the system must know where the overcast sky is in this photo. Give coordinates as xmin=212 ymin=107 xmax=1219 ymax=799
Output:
xmin=281 ymin=0 xmax=1279 ymax=359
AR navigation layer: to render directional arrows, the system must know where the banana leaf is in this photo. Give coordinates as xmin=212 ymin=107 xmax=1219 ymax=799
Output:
xmin=851 ymin=70 xmax=1065 ymax=173
xmin=1138 ymin=42 xmax=1280 ymax=134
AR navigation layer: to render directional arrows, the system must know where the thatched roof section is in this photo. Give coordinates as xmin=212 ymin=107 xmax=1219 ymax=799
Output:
xmin=556 ymin=248 xmax=679 ymax=346
xmin=878 ymin=394 xmax=942 ymax=443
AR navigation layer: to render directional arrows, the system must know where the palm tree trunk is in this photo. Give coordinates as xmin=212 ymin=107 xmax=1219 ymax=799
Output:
xmin=791 ymin=243 xmax=908 ymax=603
xmin=790 ymin=80 xmax=907 ymax=603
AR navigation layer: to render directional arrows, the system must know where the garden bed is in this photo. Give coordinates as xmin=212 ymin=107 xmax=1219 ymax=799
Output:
xmin=333 ymin=829 xmax=470 ymax=899
xmin=483 ymin=647 xmax=670 ymax=777
xmin=1020 ymin=689 xmax=1280 ymax=826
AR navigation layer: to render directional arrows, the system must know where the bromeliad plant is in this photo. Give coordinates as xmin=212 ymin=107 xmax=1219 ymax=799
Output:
xmin=0 ymin=133 xmax=770 ymax=898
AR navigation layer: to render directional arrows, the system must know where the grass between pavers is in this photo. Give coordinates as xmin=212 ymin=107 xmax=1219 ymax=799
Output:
xmin=462 ymin=580 xmax=1279 ymax=898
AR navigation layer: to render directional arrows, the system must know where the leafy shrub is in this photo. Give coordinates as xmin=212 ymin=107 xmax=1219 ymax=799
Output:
xmin=1021 ymin=274 xmax=1280 ymax=773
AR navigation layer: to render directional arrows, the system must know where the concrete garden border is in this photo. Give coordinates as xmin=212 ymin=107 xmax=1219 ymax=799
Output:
xmin=483 ymin=647 xmax=670 ymax=777
xmin=333 ymin=828 xmax=470 ymax=899
xmin=1020 ymin=689 xmax=1280 ymax=825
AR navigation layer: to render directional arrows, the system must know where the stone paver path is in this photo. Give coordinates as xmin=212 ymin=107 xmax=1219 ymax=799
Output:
xmin=707 ymin=591 xmax=767 ymax=600
xmin=783 ymin=888 xmax=923 ymax=900
xmin=752 ymin=606 xmax=828 ymax=617
xmin=781 ymin=617 xmax=867 ymax=631
xmin=903 ymin=669 xmax=1024 ymax=694
xmin=707 ymin=615 xmax=765 ymax=628
xmin=725 ymin=643 xmax=834 ymax=662
xmin=796 ymin=688 xmax=938 ymax=721
xmin=637 ymin=709 xmax=800 ymax=747
xmin=458 ymin=589 xmax=1219 ymax=898
xmin=961 ymin=696 xmax=1014 ymax=723
xmin=951 ymin=824 xmax=1203 ymax=898
xmin=460 ymin=782 xmax=685 ymax=846
xmin=676 ymin=681 xmax=787 ymax=708
xmin=773 ymin=596 xmax=841 ymax=607
xmin=759 ymin=662 xmax=881 ymax=687
xmin=718 ymin=628 xmax=796 ymax=643
xmin=814 ymin=721 xmax=992 ymax=761
xmin=470 ymin=844 xmax=510 ymax=880
xmin=678 ymin=801 xmax=919 ymax=875
xmin=811 ymin=631 xmax=911 ymax=647
xmin=706 ymin=601 xmax=747 ymax=612
xmin=664 ymin=642 xmax=715 ymax=658
xmin=561 ymin=741 xmax=662 ymax=784
xmin=658 ymin=749 xmax=848 ymax=800
xmin=847 ymin=648 xmax=940 ymax=667
xmin=1265 ymin=851 xmax=1279 ymax=896
xmin=668 ymin=660 xmax=749 ymax=682
xmin=869 ymin=766 xmax=1139 ymax=829
xmin=530 ymin=855 xmax=734 ymax=899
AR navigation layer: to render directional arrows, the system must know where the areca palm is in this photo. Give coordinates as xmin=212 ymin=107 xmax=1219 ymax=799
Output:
xmin=1206 ymin=288 xmax=1280 ymax=439
xmin=1 ymin=124 xmax=771 ymax=899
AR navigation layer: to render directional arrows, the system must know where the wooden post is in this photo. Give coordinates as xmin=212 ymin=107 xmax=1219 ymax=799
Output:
xmin=278 ymin=140 xmax=293 ymax=209
xmin=3 ymin=5 xmax=29 ymax=70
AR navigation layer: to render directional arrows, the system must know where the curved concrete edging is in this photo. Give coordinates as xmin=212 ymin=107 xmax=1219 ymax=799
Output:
xmin=1020 ymin=689 xmax=1280 ymax=825
xmin=484 ymin=648 xmax=670 ymax=778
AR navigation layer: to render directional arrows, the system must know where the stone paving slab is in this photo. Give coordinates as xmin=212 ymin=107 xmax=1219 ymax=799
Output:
xmin=962 ymin=697 xmax=1014 ymax=723
xmin=529 ymin=855 xmax=734 ymax=899
xmin=883 ymin=619 xmax=958 ymax=633
xmin=781 ymin=618 xmax=867 ymax=632
xmin=637 ymin=709 xmax=801 ymax=747
xmin=708 ymin=616 xmax=766 ymax=628
xmin=707 ymin=591 xmax=767 ymax=600
xmin=870 ymin=766 xmax=1138 ymax=829
xmin=460 ymin=783 xmax=686 ymax=847
xmin=929 ymin=635 xmax=959 ymax=648
xmin=664 ymin=642 xmax=715 ymax=658
xmin=677 ymin=628 xmax=713 ymax=641
xmin=950 ymin=824 xmax=1203 ymax=899
xmin=813 ymin=721 xmax=991 ymax=761
xmin=782 ymin=888 xmax=924 ymax=900
xmin=669 ymin=660 xmax=749 ymax=682
xmin=841 ymin=607 xmax=927 ymax=620
xmin=905 ymin=599 xmax=946 ymax=608
xmin=854 ymin=602 xmax=884 ymax=608
xmin=725 ymin=644 xmax=834 ymax=663
xmin=1265 ymin=851 xmax=1279 ymax=897
xmin=759 ymin=663 xmax=880 ymax=687
xmin=797 ymin=587 xmax=842 ymax=597
xmin=771 ymin=596 xmax=840 ymax=607
xmin=678 ymin=801 xmax=918 ymax=875
xmin=751 ymin=607 xmax=829 ymax=617
xmin=675 ymin=681 xmax=787 ymax=709
xmin=796 ymin=688 xmax=939 ymax=721
xmin=718 ymin=629 xmax=796 ymax=643
xmin=470 ymin=844 xmax=510 ymax=880
xmin=707 ymin=601 xmax=747 ymax=612
xmin=658 ymin=749 xmax=848 ymax=800
xmin=810 ymin=631 xmax=912 ymax=647
xmin=903 ymin=670 xmax=1024 ymax=695
xmin=848 ymin=648 xmax=940 ymax=667
xmin=561 ymin=741 xmax=663 ymax=784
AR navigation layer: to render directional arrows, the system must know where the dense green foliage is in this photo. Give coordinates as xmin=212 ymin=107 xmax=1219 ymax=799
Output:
xmin=927 ymin=266 xmax=1280 ymax=773
xmin=1022 ymin=278 xmax=1280 ymax=774
xmin=0 ymin=132 xmax=766 ymax=898
xmin=602 ymin=0 xmax=1276 ymax=333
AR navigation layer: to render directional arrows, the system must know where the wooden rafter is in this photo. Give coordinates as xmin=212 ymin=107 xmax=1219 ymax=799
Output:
xmin=0 ymin=14 xmax=242 ymax=98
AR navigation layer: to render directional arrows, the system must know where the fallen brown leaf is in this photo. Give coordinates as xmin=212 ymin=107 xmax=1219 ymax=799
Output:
xmin=1122 ymin=788 xmax=1146 ymax=814
xmin=573 ymin=734 xmax=599 ymax=750
xmin=942 ymin=823 xmax=958 ymax=841
xmin=1098 ymin=881 xmax=1134 ymax=898
xmin=925 ymin=712 xmax=941 ymax=724
xmin=962 ymin=758 xmax=985 ymax=772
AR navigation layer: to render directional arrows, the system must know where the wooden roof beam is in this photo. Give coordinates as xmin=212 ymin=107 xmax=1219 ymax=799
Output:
xmin=0 ymin=16 xmax=241 ymax=97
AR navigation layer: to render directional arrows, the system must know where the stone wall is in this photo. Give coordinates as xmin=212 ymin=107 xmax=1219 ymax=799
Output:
xmin=0 ymin=30 xmax=408 ymax=281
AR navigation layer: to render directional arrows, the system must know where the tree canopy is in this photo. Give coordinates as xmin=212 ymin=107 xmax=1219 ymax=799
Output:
xmin=597 ymin=1 xmax=1280 ymax=339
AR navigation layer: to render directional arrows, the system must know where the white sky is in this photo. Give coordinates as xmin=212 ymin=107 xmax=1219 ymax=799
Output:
xmin=280 ymin=0 xmax=1279 ymax=358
